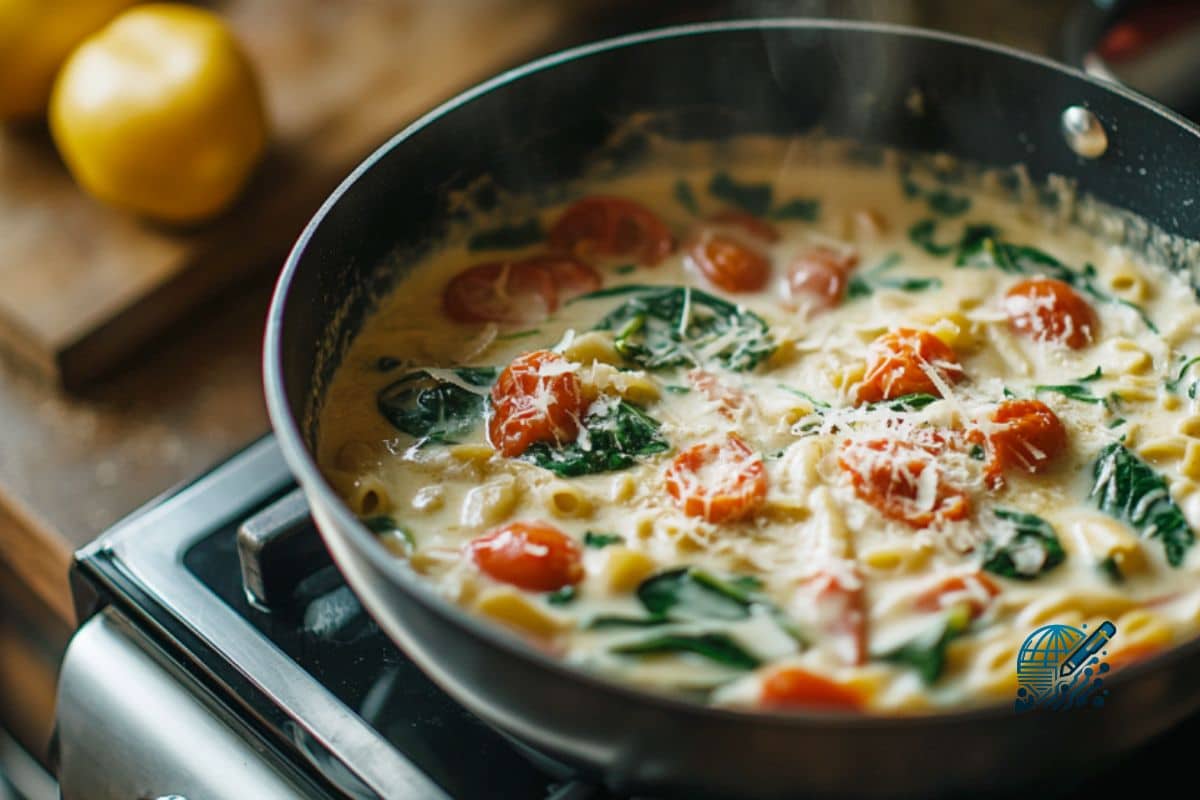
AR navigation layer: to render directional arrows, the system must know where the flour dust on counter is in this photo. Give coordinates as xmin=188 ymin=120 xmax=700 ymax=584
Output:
xmin=316 ymin=153 xmax=1200 ymax=714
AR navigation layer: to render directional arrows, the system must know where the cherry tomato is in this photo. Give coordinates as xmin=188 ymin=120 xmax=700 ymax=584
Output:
xmin=664 ymin=434 xmax=767 ymax=523
xmin=443 ymin=255 xmax=601 ymax=324
xmin=468 ymin=520 xmax=583 ymax=592
xmin=687 ymin=369 xmax=745 ymax=420
xmin=913 ymin=572 xmax=1000 ymax=619
xmin=707 ymin=209 xmax=780 ymax=243
xmin=488 ymin=350 xmax=585 ymax=458
xmin=838 ymin=437 xmax=971 ymax=528
xmin=987 ymin=399 xmax=1068 ymax=482
xmin=855 ymin=328 xmax=964 ymax=405
xmin=807 ymin=569 xmax=868 ymax=666
xmin=760 ymin=666 xmax=862 ymax=711
xmin=785 ymin=246 xmax=859 ymax=313
xmin=548 ymin=195 xmax=674 ymax=266
xmin=1003 ymin=277 xmax=1099 ymax=349
xmin=685 ymin=231 xmax=771 ymax=293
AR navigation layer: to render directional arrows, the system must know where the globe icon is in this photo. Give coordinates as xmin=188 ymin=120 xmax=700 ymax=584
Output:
xmin=1016 ymin=624 xmax=1086 ymax=702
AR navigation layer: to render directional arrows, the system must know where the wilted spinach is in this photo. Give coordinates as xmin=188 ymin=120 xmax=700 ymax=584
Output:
xmin=868 ymin=392 xmax=939 ymax=412
xmin=1091 ymin=442 xmax=1194 ymax=567
xmin=706 ymin=171 xmax=820 ymax=221
xmin=522 ymin=398 xmax=669 ymax=477
xmin=674 ymin=179 xmax=699 ymax=215
xmin=1165 ymin=356 xmax=1200 ymax=398
xmin=376 ymin=367 xmax=497 ymax=443
xmin=634 ymin=568 xmax=803 ymax=642
xmin=846 ymin=252 xmax=942 ymax=299
xmin=983 ymin=509 xmax=1067 ymax=580
xmin=467 ymin=219 xmax=543 ymax=251
xmin=586 ymin=285 xmax=775 ymax=372
xmin=611 ymin=633 xmax=761 ymax=669
xmin=583 ymin=531 xmax=624 ymax=548
xmin=878 ymin=603 xmax=972 ymax=684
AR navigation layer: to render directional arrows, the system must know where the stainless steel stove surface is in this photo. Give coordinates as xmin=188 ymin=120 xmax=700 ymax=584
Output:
xmin=56 ymin=437 xmax=1200 ymax=799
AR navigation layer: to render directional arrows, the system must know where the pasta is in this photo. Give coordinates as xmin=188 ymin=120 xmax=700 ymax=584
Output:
xmin=317 ymin=155 xmax=1200 ymax=714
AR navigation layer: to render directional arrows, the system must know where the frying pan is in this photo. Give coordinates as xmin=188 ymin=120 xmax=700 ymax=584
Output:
xmin=264 ymin=20 xmax=1200 ymax=798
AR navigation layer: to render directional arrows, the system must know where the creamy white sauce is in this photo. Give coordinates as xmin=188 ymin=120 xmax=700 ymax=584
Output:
xmin=318 ymin=156 xmax=1200 ymax=713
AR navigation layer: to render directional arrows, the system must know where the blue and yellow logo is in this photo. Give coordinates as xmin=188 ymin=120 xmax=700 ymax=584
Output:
xmin=1015 ymin=621 xmax=1116 ymax=712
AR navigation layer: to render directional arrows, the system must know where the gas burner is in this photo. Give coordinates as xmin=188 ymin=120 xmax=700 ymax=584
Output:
xmin=59 ymin=438 xmax=592 ymax=799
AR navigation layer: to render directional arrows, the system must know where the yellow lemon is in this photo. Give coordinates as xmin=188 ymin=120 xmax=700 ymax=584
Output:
xmin=0 ymin=0 xmax=138 ymax=119
xmin=49 ymin=4 xmax=268 ymax=223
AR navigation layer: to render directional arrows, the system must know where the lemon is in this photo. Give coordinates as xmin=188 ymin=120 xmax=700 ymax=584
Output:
xmin=49 ymin=4 xmax=268 ymax=223
xmin=0 ymin=0 xmax=138 ymax=120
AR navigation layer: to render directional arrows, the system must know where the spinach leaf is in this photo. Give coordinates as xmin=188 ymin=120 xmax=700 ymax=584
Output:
xmin=771 ymin=197 xmax=820 ymax=221
xmin=638 ymin=568 xmax=751 ymax=621
xmin=1034 ymin=383 xmax=1108 ymax=406
xmin=1091 ymin=442 xmax=1195 ymax=567
xmin=984 ymin=509 xmax=1066 ymax=580
xmin=611 ymin=633 xmax=761 ymax=669
xmin=674 ymin=179 xmax=699 ymax=215
xmin=1165 ymin=356 xmax=1200 ymax=397
xmin=868 ymin=392 xmax=939 ymax=412
xmin=908 ymin=219 xmax=958 ymax=256
xmin=592 ymin=286 xmax=775 ymax=372
xmin=584 ymin=531 xmax=624 ymax=548
xmin=588 ymin=615 xmax=672 ymax=629
xmin=635 ymin=568 xmax=805 ymax=643
xmin=496 ymin=328 xmax=541 ymax=341
xmin=467 ymin=219 xmax=543 ymax=251
xmin=968 ymin=443 xmax=986 ymax=461
xmin=613 ymin=264 xmax=637 ymax=275
xmin=925 ymin=189 xmax=971 ymax=217
xmin=377 ymin=367 xmax=496 ymax=443
xmin=845 ymin=252 xmax=941 ymax=298
xmin=547 ymin=586 xmax=577 ymax=606
xmin=362 ymin=515 xmax=416 ymax=552
xmin=708 ymin=172 xmax=772 ymax=217
xmin=779 ymin=385 xmax=831 ymax=410
xmin=522 ymin=398 xmax=669 ymax=477
xmin=878 ymin=603 xmax=971 ymax=684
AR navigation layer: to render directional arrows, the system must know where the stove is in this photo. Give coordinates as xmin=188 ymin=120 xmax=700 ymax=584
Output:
xmin=57 ymin=437 xmax=597 ymax=800
xmin=55 ymin=436 xmax=1200 ymax=799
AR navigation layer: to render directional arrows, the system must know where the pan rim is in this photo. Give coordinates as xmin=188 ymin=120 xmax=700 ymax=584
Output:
xmin=263 ymin=17 xmax=1200 ymax=730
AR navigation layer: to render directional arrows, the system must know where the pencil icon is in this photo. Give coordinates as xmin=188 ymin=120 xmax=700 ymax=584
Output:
xmin=1059 ymin=621 xmax=1117 ymax=678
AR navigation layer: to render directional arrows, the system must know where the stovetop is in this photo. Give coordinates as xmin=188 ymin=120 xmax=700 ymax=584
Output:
xmin=69 ymin=436 xmax=1200 ymax=799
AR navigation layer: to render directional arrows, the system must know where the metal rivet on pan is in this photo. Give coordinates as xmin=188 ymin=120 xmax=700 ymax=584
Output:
xmin=1061 ymin=106 xmax=1108 ymax=159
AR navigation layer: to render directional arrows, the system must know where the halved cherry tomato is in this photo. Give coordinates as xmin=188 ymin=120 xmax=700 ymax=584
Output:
xmin=707 ymin=209 xmax=780 ymax=243
xmin=760 ymin=666 xmax=863 ymax=711
xmin=488 ymin=350 xmax=585 ymax=458
xmin=1003 ymin=277 xmax=1098 ymax=349
xmin=685 ymin=231 xmax=771 ymax=293
xmin=785 ymin=246 xmax=859 ymax=313
xmin=468 ymin=520 xmax=583 ymax=592
xmin=838 ymin=437 xmax=971 ymax=528
xmin=443 ymin=255 xmax=601 ymax=324
xmin=913 ymin=572 xmax=1000 ymax=619
xmin=549 ymin=196 xmax=674 ymax=266
xmin=855 ymin=328 xmax=965 ymax=405
xmin=987 ymin=399 xmax=1068 ymax=483
xmin=806 ymin=569 xmax=868 ymax=666
xmin=664 ymin=434 xmax=767 ymax=523
xmin=687 ymin=369 xmax=745 ymax=420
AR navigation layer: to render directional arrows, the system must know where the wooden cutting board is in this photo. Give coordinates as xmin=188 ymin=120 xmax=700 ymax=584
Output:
xmin=0 ymin=0 xmax=590 ymax=388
